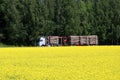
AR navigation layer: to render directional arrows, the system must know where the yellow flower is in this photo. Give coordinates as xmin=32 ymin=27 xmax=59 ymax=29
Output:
xmin=0 ymin=46 xmax=120 ymax=80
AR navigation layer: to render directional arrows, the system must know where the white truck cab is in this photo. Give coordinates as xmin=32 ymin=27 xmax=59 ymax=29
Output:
xmin=38 ymin=37 xmax=46 ymax=46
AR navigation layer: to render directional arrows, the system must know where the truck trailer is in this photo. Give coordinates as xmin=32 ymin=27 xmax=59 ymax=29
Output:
xmin=38 ymin=35 xmax=98 ymax=46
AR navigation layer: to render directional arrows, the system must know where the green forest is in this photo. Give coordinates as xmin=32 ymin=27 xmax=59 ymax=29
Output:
xmin=0 ymin=0 xmax=120 ymax=46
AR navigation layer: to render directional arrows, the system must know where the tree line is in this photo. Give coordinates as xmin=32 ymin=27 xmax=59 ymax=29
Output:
xmin=0 ymin=0 xmax=120 ymax=46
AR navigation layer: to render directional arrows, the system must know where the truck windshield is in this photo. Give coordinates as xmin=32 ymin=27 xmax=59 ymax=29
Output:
xmin=40 ymin=40 xmax=43 ymax=41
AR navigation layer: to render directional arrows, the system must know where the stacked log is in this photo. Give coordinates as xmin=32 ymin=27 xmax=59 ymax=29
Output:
xmin=48 ymin=36 xmax=59 ymax=45
xmin=69 ymin=36 xmax=80 ymax=45
xmin=69 ymin=35 xmax=98 ymax=45
xmin=46 ymin=35 xmax=98 ymax=46
xmin=88 ymin=35 xmax=98 ymax=45
xmin=80 ymin=36 xmax=89 ymax=45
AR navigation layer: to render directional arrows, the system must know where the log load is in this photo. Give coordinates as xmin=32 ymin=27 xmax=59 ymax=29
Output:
xmin=48 ymin=36 xmax=59 ymax=45
xmin=69 ymin=36 xmax=80 ymax=45
xmin=80 ymin=36 xmax=89 ymax=45
xmin=88 ymin=35 xmax=98 ymax=45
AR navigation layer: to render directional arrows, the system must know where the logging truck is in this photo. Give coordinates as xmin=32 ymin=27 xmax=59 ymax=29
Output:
xmin=38 ymin=35 xmax=98 ymax=46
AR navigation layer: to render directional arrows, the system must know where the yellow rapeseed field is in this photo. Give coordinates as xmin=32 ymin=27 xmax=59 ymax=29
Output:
xmin=0 ymin=46 xmax=120 ymax=80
